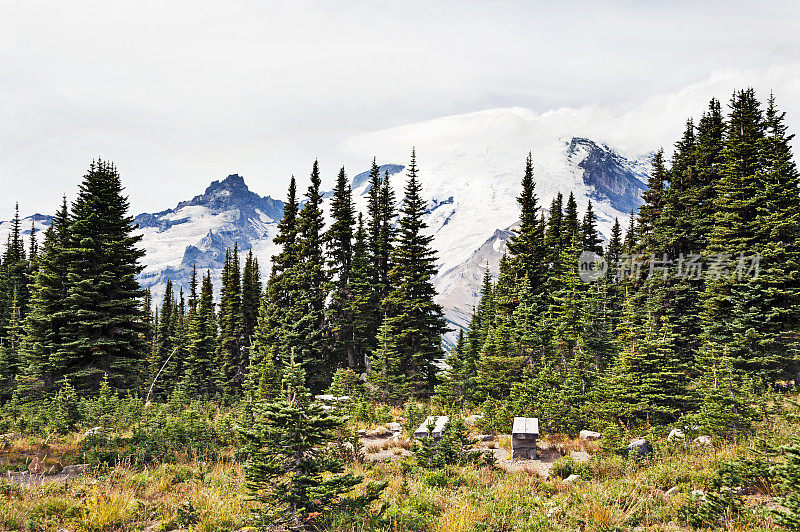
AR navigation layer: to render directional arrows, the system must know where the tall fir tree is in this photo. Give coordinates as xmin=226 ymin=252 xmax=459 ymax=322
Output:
xmin=348 ymin=214 xmax=379 ymax=372
xmin=372 ymin=149 xmax=447 ymax=399
xmin=184 ymin=271 xmax=218 ymax=397
xmin=506 ymin=152 xmax=547 ymax=296
xmin=55 ymin=161 xmax=147 ymax=394
xmin=218 ymin=244 xmax=245 ymax=396
xmin=292 ymin=161 xmax=330 ymax=391
xmin=241 ymin=250 xmax=262 ymax=351
xmin=582 ymin=200 xmax=603 ymax=255
xmin=325 ymin=167 xmax=357 ymax=369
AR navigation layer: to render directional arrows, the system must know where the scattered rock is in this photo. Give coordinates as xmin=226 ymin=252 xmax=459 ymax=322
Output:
xmin=83 ymin=427 xmax=107 ymax=437
xmin=721 ymin=486 xmax=745 ymax=496
xmin=475 ymin=434 xmax=494 ymax=442
xmin=694 ymin=435 xmax=712 ymax=447
xmin=314 ymin=394 xmax=350 ymax=403
xmin=627 ymin=438 xmax=653 ymax=458
xmin=563 ymin=474 xmax=580 ymax=484
xmin=62 ymin=464 xmax=89 ymax=475
xmin=664 ymin=486 xmax=679 ymax=499
xmin=579 ymin=430 xmax=601 ymax=441
xmin=366 ymin=426 xmax=392 ymax=438
xmin=691 ymin=489 xmax=707 ymax=501
xmin=465 ymin=414 xmax=484 ymax=426
xmin=28 ymin=456 xmax=44 ymax=475
xmin=387 ymin=422 xmax=402 ymax=433
xmin=667 ymin=428 xmax=685 ymax=442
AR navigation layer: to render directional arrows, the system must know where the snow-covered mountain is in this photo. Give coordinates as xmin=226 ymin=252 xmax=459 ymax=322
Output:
xmin=134 ymin=174 xmax=284 ymax=296
xmin=1 ymin=109 xmax=651 ymax=348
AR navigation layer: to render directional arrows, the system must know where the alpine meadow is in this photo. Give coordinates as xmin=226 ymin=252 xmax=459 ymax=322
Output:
xmin=3 ymin=2 xmax=800 ymax=531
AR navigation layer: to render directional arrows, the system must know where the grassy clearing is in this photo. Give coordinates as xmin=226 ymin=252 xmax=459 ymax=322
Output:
xmin=1 ymin=401 xmax=798 ymax=531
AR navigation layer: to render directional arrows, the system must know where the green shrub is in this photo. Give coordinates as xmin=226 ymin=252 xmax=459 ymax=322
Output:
xmin=550 ymin=456 xmax=588 ymax=480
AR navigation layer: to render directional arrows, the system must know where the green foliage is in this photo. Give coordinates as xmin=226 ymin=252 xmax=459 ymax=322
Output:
xmin=241 ymin=353 xmax=384 ymax=529
xmin=775 ymin=439 xmax=800 ymax=529
xmin=55 ymin=160 xmax=147 ymax=394
xmin=550 ymin=456 xmax=588 ymax=480
xmin=413 ymin=418 xmax=485 ymax=469
xmin=50 ymin=378 xmax=79 ymax=435
xmin=599 ymin=422 xmax=625 ymax=456
xmin=374 ymin=150 xmax=447 ymax=400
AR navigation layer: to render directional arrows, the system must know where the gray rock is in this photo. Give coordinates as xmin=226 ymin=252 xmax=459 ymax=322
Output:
xmin=387 ymin=422 xmax=402 ymax=433
xmin=367 ymin=426 xmax=392 ymax=438
xmin=579 ymin=430 xmax=601 ymax=441
xmin=465 ymin=414 xmax=483 ymax=426
xmin=62 ymin=464 xmax=89 ymax=475
xmin=357 ymin=429 xmax=367 ymax=437
xmin=83 ymin=427 xmax=107 ymax=437
xmin=475 ymin=434 xmax=494 ymax=442
xmin=667 ymin=428 xmax=685 ymax=442
xmin=563 ymin=474 xmax=580 ymax=484
xmin=694 ymin=435 xmax=712 ymax=447
xmin=627 ymin=438 xmax=653 ymax=457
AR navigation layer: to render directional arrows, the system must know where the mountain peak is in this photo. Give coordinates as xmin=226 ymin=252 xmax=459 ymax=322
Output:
xmin=205 ymin=173 xmax=249 ymax=195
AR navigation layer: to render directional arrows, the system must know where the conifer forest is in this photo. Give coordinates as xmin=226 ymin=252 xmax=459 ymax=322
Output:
xmin=1 ymin=87 xmax=800 ymax=531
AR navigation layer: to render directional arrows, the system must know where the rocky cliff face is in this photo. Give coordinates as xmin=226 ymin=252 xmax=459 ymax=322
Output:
xmin=133 ymin=174 xmax=284 ymax=295
xmin=567 ymin=137 xmax=649 ymax=213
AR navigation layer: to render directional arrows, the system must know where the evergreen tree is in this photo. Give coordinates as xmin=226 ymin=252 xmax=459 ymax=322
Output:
xmin=377 ymin=170 xmax=397 ymax=303
xmin=637 ymin=148 xmax=668 ymax=253
xmin=149 ymin=280 xmax=177 ymax=399
xmin=702 ymin=88 xmax=777 ymax=380
xmin=241 ymin=352 xmax=384 ymax=529
xmin=476 ymin=260 xmax=528 ymax=401
xmin=292 ymin=161 xmax=329 ymax=391
xmin=241 ymin=250 xmax=261 ymax=351
xmin=605 ymin=303 xmax=686 ymax=425
xmin=184 ymin=271 xmax=218 ymax=397
xmin=1 ymin=203 xmax=28 ymax=346
xmin=436 ymin=328 xmax=468 ymax=408
xmin=606 ymin=218 xmax=623 ymax=279
xmin=562 ymin=192 xmax=580 ymax=248
xmin=582 ymin=200 xmax=603 ymax=255
xmin=544 ymin=193 xmax=564 ymax=263
xmin=506 ymin=152 xmax=546 ymax=292
xmin=775 ymin=439 xmax=800 ymax=529
xmin=376 ymin=149 xmax=447 ymax=399
xmin=218 ymin=244 xmax=245 ymax=396
xmin=348 ymin=214 xmax=379 ymax=372
xmin=756 ymin=93 xmax=800 ymax=384
xmin=251 ymin=177 xmax=300 ymax=384
xmin=326 ymin=167 xmax=357 ymax=369
xmin=187 ymin=264 xmax=199 ymax=315
xmin=55 ymin=161 xmax=147 ymax=394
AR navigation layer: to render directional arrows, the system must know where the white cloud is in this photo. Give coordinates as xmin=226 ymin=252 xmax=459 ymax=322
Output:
xmin=1 ymin=0 xmax=799 ymax=218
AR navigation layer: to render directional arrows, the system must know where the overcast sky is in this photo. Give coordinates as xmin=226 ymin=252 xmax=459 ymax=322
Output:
xmin=2 ymin=0 xmax=800 ymax=220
